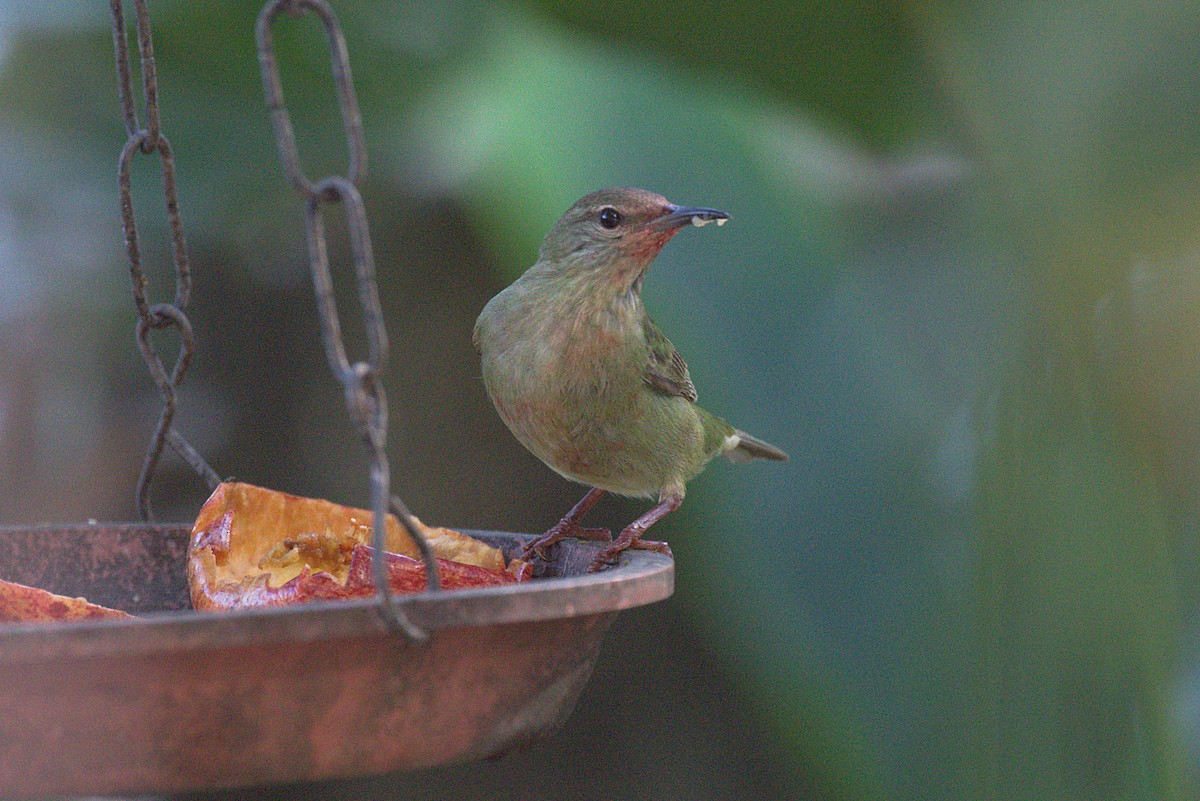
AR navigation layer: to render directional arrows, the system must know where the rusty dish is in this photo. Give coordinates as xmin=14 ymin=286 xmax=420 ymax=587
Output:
xmin=0 ymin=523 xmax=673 ymax=798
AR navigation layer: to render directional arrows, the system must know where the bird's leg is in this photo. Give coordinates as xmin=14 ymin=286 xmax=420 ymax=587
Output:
xmin=520 ymin=487 xmax=612 ymax=561
xmin=588 ymin=491 xmax=681 ymax=572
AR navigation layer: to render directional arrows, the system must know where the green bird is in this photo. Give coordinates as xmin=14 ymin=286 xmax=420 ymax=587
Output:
xmin=473 ymin=187 xmax=787 ymax=572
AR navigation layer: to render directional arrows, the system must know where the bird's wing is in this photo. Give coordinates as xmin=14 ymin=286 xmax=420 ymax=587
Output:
xmin=642 ymin=315 xmax=698 ymax=402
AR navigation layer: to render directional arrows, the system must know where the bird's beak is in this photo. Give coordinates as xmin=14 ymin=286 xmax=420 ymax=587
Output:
xmin=652 ymin=203 xmax=731 ymax=231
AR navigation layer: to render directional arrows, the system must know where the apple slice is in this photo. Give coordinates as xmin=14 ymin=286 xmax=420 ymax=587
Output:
xmin=188 ymin=482 xmax=531 ymax=611
xmin=0 ymin=578 xmax=130 ymax=623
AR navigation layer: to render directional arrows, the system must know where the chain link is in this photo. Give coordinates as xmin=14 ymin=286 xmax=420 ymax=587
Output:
xmin=110 ymin=0 xmax=220 ymax=520
xmin=257 ymin=0 xmax=366 ymax=197
xmin=257 ymin=0 xmax=440 ymax=639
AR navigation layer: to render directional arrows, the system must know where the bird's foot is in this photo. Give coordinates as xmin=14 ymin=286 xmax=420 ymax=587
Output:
xmin=586 ymin=536 xmax=672 ymax=573
xmin=520 ymin=520 xmax=612 ymax=562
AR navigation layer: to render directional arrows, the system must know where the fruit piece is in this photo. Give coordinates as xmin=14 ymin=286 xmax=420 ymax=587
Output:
xmin=189 ymin=482 xmax=531 ymax=611
xmin=0 ymin=578 xmax=130 ymax=623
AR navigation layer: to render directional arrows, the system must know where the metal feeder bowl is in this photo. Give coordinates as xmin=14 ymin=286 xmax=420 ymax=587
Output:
xmin=0 ymin=523 xmax=673 ymax=798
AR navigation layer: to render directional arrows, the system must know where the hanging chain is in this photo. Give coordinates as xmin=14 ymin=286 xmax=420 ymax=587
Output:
xmin=110 ymin=0 xmax=221 ymax=521
xmin=257 ymin=0 xmax=440 ymax=639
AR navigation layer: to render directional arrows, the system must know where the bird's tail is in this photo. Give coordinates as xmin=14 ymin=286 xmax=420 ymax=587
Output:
xmin=725 ymin=429 xmax=789 ymax=463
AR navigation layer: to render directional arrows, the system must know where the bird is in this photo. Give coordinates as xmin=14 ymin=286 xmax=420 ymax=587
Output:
xmin=473 ymin=187 xmax=787 ymax=572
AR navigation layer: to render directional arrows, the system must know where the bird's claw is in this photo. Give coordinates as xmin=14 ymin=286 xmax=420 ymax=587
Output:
xmin=586 ymin=538 xmax=672 ymax=572
xmin=520 ymin=522 xmax=612 ymax=562
xmin=628 ymin=538 xmax=672 ymax=555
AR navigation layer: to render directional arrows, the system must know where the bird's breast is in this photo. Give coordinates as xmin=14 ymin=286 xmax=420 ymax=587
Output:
xmin=483 ymin=313 xmax=639 ymax=458
xmin=479 ymin=286 xmax=710 ymax=495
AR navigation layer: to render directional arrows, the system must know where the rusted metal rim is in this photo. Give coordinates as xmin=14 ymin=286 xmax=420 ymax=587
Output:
xmin=0 ymin=525 xmax=674 ymax=664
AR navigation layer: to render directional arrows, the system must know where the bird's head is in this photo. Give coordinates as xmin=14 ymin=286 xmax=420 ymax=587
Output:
xmin=537 ymin=187 xmax=729 ymax=291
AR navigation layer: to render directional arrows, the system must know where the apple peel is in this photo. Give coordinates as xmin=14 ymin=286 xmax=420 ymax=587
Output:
xmin=0 ymin=578 xmax=130 ymax=624
xmin=189 ymin=482 xmax=531 ymax=611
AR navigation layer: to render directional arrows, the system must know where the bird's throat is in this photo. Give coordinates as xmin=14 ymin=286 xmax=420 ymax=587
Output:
xmin=629 ymin=227 xmax=680 ymax=262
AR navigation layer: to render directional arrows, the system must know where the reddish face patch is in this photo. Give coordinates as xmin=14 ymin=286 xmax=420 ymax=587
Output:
xmin=629 ymin=228 xmax=678 ymax=261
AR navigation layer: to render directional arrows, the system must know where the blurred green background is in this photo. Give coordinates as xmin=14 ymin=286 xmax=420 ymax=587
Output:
xmin=2 ymin=0 xmax=1200 ymax=799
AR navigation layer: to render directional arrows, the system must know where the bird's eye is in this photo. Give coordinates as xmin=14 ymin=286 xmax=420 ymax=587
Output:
xmin=598 ymin=207 xmax=622 ymax=229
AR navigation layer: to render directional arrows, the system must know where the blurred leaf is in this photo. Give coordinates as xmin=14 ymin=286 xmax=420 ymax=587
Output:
xmin=973 ymin=335 xmax=1184 ymax=799
xmin=523 ymin=0 xmax=945 ymax=150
